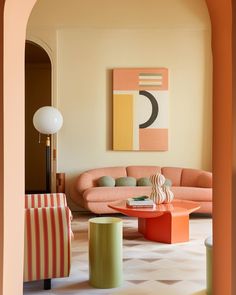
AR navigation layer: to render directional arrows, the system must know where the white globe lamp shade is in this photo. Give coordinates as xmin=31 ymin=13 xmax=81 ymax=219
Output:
xmin=33 ymin=106 xmax=63 ymax=135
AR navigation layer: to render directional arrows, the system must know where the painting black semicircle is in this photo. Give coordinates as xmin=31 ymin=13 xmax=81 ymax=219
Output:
xmin=139 ymin=90 xmax=159 ymax=129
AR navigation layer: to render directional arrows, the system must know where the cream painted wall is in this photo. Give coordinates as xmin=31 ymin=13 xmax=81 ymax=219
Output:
xmin=27 ymin=0 xmax=212 ymax=209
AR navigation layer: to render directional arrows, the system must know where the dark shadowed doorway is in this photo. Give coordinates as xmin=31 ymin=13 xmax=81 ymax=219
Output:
xmin=25 ymin=41 xmax=52 ymax=193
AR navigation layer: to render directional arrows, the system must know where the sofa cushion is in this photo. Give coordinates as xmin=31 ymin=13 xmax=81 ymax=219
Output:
xmin=137 ymin=177 xmax=152 ymax=186
xmin=126 ymin=166 xmax=161 ymax=178
xmin=164 ymin=178 xmax=172 ymax=187
xmin=181 ymin=168 xmax=204 ymax=187
xmin=115 ymin=177 xmax=136 ymax=187
xmin=171 ymin=186 xmax=212 ymax=201
xmin=197 ymin=172 xmax=212 ymax=188
xmin=97 ymin=176 xmax=115 ymax=187
xmin=83 ymin=186 xmax=212 ymax=203
xmin=161 ymin=167 xmax=182 ymax=186
xmin=83 ymin=187 xmax=152 ymax=202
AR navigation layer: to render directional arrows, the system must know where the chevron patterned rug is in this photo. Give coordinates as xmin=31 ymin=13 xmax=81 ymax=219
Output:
xmin=24 ymin=214 xmax=212 ymax=295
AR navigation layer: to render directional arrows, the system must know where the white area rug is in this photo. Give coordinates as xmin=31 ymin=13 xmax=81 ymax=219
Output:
xmin=24 ymin=214 xmax=212 ymax=295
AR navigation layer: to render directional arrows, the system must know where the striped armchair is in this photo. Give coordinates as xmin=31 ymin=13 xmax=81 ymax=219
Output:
xmin=24 ymin=193 xmax=72 ymax=290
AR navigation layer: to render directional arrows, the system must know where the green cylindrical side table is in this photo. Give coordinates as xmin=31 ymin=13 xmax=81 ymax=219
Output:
xmin=89 ymin=217 xmax=123 ymax=288
xmin=205 ymin=236 xmax=212 ymax=295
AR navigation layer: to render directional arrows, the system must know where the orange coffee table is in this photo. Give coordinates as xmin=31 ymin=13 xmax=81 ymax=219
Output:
xmin=108 ymin=199 xmax=200 ymax=244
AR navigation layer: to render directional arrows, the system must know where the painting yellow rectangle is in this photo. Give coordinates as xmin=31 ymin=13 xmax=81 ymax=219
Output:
xmin=113 ymin=94 xmax=133 ymax=150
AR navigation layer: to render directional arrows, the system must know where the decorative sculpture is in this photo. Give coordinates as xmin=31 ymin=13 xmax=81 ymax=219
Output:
xmin=150 ymin=173 xmax=174 ymax=204
xmin=150 ymin=173 xmax=166 ymax=204
xmin=163 ymin=184 xmax=174 ymax=204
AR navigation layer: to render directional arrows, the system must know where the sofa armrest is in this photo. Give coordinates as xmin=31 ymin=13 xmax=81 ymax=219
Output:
xmin=25 ymin=193 xmax=67 ymax=208
xmin=76 ymin=172 xmax=94 ymax=194
xmin=197 ymin=172 xmax=212 ymax=188
xmin=24 ymin=206 xmax=72 ymax=282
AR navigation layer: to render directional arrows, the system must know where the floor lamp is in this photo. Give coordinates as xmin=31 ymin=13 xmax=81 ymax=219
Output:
xmin=33 ymin=106 xmax=63 ymax=193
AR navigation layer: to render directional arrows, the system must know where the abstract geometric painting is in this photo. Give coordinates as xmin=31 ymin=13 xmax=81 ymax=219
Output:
xmin=113 ymin=68 xmax=169 ymax=151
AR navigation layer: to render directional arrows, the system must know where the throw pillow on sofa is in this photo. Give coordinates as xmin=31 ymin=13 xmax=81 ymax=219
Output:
xmin=164 ymin=178 xmax=172 ymax=187
xmin=115 ymin=177 xmax=136 ymax=187
xmin=137 ymin=177 xmax=151 ymax=186
xmin=97 ymin=176 xmax=115 ymax=187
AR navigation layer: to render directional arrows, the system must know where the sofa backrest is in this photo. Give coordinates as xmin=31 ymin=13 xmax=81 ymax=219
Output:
xmin=181 ymin=168 xmax=212 ymax=188
xmin=76 ymin=166 xmax=212 ymax=194
xmin=161 ymin=167 xmax=183 ymax=186
xmin=126 ymin=166 xmax=161 ymax=178
xmin=181 ymin=168 xmax=202 ymax=187
xmin=76 ymin=167 xmax=127 ymax=194
xmin=162 ymin=167 xmax=212 ymax=188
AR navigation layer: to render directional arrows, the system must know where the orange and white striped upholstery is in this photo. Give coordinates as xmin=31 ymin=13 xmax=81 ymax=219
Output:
xmin=25 ymin=193 xmax=67 ymax=208
xmin=24 ymin=193 xmax=72 ymax=283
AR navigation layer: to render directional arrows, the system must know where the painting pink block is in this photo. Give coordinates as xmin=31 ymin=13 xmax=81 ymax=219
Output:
xmin=113 ymin=68 xmax=168 ymax=91
xmin=139 ymin=129 xmax=168 ymax=151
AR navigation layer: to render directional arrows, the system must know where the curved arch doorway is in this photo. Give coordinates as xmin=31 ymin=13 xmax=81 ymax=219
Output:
xmin=25 ymin=41 xmax=52 ymax=193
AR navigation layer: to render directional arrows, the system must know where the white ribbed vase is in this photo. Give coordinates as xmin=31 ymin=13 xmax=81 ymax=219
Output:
xmin=163 ymin=185 xmax=174 ymax=203
xmin=150 ymin=173 xmax=166 ymax=205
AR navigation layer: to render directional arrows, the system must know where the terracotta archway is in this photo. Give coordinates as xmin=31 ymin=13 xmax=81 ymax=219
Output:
xmin=2 ymin=1 xmax=37 ymax=294
xmin=0 ymin=0 xmax=233 ymax=294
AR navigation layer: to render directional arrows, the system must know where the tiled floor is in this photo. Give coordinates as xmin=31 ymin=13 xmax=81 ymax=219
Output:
xmin=24 ymin=214 xmax=212 ymax=295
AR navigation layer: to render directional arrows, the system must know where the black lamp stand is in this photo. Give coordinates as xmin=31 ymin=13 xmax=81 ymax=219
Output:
xmin=45 ymin=135 xmax=53 ymax=289
xmin=46 ymin=135 xmax=51 ymax=193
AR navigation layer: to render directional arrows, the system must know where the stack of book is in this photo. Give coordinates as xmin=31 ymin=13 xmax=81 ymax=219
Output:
xmin=126 ymin=196 xmax=154 ymax=208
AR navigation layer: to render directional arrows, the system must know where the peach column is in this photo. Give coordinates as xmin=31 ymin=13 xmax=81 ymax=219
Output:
xmin=233 ymin=0 xmax=236 ymax=293
xmin=0 ymin=0 xmax=4 ymax=292
xmin=3 ymin=0 xmax=36 ymax=294
xmin=206 ymin=0 xmax=232 ymax=294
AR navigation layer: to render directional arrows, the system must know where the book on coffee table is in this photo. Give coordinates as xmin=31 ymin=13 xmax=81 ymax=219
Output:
xmin=126 ymin=196 xmax=154 ymax=208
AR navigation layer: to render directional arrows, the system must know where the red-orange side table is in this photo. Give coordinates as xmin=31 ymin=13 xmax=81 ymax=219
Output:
xmin=108 ymin=199 xmax=200 ymax=244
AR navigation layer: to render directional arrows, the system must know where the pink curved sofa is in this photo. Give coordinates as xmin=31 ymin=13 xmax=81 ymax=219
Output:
xmin=73 ymin=166 xmax=212 ymax=214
